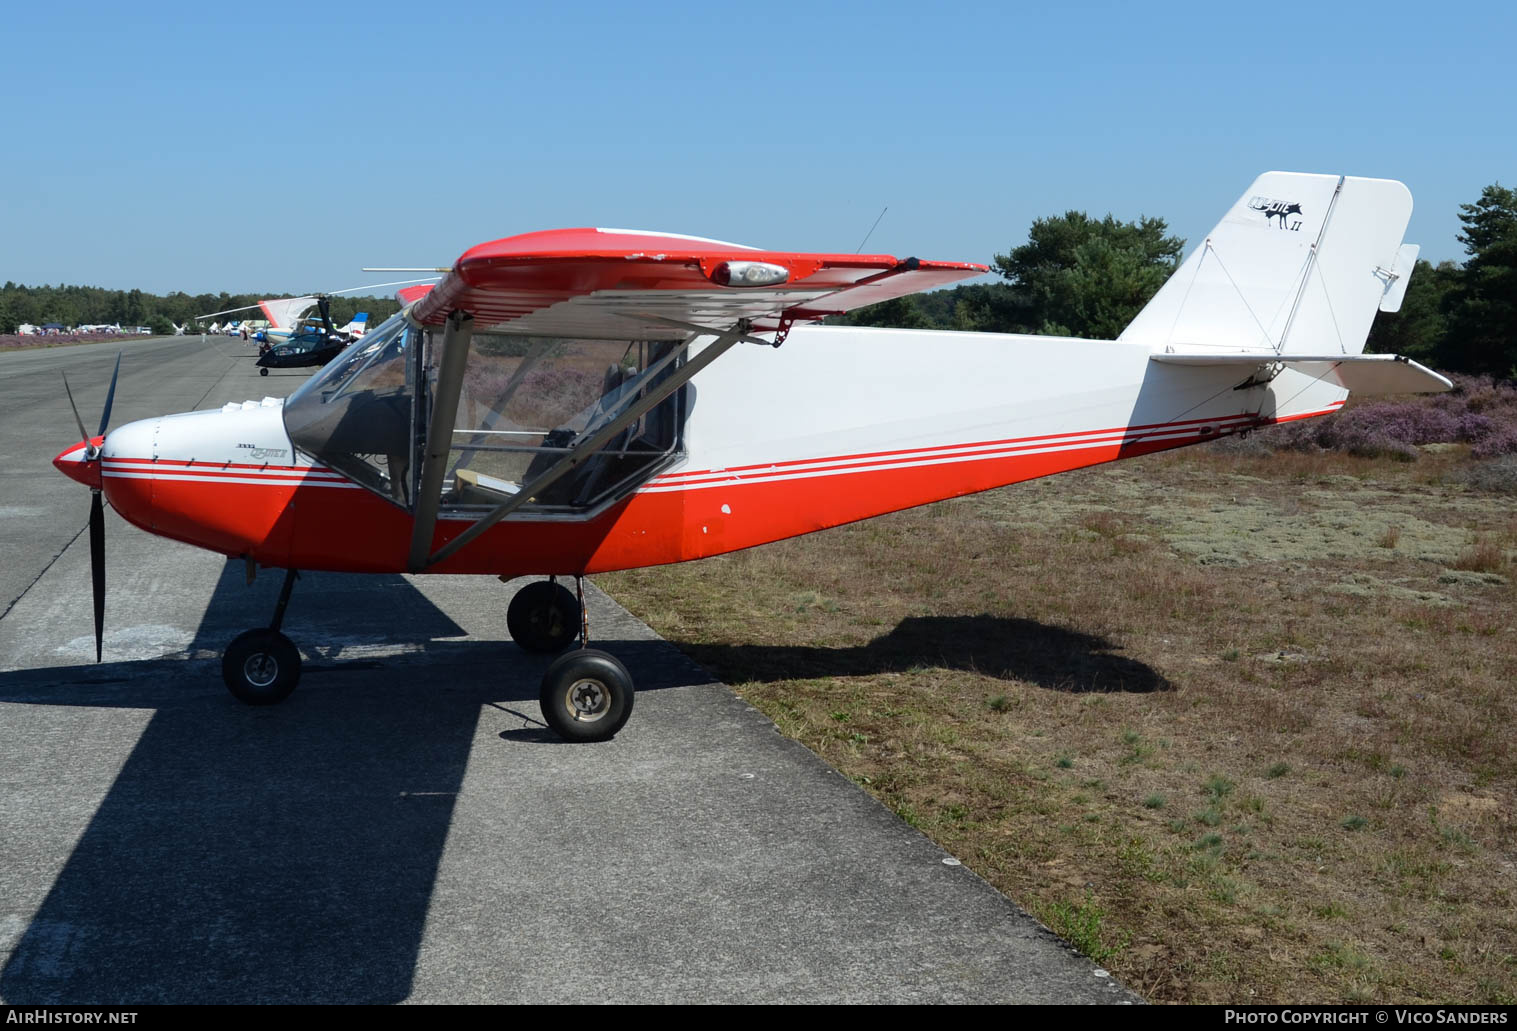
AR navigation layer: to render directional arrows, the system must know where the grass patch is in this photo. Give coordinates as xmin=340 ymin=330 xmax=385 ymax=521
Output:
xmin=1311 ymin=942 xmax=1375 ymax=975
xmin=1205 ymin=775 xmax=1236 ymax=801
xmin=1038 ymin=893 xmax=1130 ymax=965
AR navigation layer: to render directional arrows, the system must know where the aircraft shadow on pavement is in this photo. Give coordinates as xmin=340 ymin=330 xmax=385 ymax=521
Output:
xmin=0 ymin=560 xmax=699 ymax=1004
xmin=677 ymin=614 xmax=1172 ymax=694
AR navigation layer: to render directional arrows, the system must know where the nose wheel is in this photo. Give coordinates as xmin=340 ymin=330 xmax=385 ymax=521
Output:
xmin=222 ymin=628 xmax=301 ymax=704
xmin=222 ymin=567 xmax=303 ymax=706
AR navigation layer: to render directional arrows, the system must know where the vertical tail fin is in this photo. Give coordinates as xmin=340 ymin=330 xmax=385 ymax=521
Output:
xmin=1119 ymin=172 xmax=1414 ymax=357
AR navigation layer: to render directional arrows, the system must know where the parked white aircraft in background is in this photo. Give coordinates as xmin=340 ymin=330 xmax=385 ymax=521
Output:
xmin=335 ymin=312 xmax=369 ymax=337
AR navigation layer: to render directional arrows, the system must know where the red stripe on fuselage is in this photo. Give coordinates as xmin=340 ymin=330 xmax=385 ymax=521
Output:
xmin=650 ymin=410 xmax=1266 ymax=485
xmin=101 ymin=407 xmax=1338 ymax=577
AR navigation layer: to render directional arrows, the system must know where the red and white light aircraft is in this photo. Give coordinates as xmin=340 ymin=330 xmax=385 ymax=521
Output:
xmin=54 ymin=172 xmax=1449 ymax=741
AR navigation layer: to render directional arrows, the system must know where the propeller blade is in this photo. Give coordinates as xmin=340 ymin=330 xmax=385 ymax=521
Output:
xmin=61 ymin=373 xmax=90 ymax=443
xmin=97 ymin=352 xmax=122 ymax=438
xmin=89 ymin=491 xmax=105 ymax=663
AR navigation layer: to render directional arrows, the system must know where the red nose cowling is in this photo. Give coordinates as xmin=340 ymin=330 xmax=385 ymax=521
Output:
xmin=54 ymin=437 xmax=105 ymax=489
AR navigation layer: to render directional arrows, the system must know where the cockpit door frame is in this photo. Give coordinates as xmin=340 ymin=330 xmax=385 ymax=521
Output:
xmin=412 ymin=317 xmax=768 ymax=571
xmin=407 ymin=311 xmax=474 ymax=572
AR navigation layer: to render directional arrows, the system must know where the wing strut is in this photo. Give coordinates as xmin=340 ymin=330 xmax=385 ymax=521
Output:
xmin=407 ymin=311 xmax=475 ymax=573
xmin=420 ymin=319 xmax=756 ymax=570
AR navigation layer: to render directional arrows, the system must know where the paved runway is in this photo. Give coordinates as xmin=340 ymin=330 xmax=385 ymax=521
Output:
xmin=0 ymin=335 xmax=1137 ymax=1004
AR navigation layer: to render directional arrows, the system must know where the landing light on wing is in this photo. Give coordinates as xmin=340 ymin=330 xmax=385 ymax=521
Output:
xmin=709 ymin=260 xmax=789 ymax=287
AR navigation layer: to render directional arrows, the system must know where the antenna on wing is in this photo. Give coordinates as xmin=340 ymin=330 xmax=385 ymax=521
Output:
xmin=855 ymin=206 xmax=888 ymax=254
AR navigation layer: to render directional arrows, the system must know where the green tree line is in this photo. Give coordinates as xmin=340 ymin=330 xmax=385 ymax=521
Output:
xmin=841 ymin=183 xmax=1517 ymax=380
xmin=0 ymin=284 xmax=401 ymax=336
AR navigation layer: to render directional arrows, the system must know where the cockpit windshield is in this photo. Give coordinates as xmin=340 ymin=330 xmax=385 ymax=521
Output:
xmin=283 ymin=313 xmax=415 ymax=501
xmin=288 ymin=313 xmax=410 ymax=405
xmin=282 ymin=312 xmax=686 ymax=516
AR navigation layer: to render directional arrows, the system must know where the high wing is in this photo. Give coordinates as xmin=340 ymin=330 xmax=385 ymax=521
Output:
xmin=389 ymin=227 xmax=985 ymax=570
xmin=259 ymin=295 xmax=320 ymax=330
xmin=396 ymin=283 xmax=435 ymax=306
xmin=407 ymin=227 xmax=984 ymax=338
xmin=200 ymin=280 xmax=438 ymax=330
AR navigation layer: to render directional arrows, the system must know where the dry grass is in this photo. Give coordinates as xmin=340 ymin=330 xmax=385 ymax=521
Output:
xmin=600 ymin=439 xmax=1517 ymax=1004
xmin=1454 ymin=537 xmax=1511 ymax=575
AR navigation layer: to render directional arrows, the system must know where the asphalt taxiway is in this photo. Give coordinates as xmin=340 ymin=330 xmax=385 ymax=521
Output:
xmin=0 ymin=335 xmax=1138 ymax=1004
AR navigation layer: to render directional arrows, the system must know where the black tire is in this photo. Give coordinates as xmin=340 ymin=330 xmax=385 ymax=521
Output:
xmin=506 ymin=580 xmax=581 ymax=653
xmin=259 ymin=367 xmax=269 ymax=376
xmin=222 ymin=628 xmax=301 ymax=705
xmin=539 ymin=649 xmax=634 ymax=742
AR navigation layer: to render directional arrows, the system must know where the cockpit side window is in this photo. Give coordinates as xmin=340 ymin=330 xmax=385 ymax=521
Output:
xmin=435 ymin=332 xmax=684 ymax=516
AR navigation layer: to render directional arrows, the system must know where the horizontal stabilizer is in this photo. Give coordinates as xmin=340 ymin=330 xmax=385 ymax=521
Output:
xmin=1151 ymin=352 xmax=1451 ymax=394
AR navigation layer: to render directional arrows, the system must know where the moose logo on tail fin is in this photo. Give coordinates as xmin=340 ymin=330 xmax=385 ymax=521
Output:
xmin=1247 ymin=196 xmax=1304 ymax=231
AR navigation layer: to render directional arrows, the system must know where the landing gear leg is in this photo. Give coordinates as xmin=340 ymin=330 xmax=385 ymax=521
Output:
xmin=537 ymin=574 xmax=635 ymax=742
xmin=576 ymin=574 xmax=588 ymax=648
xmin=222 ymin=567 xmax=302 ymax=705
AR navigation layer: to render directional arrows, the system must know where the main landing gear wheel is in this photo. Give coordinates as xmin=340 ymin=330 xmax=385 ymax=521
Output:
xmin=539 ymin=649 xmax=634 ymax=743
xmin=507 ymin=580 xmax=582 ymax=653
xmin=222 ymin=628 xmax=301 ymax=705
xmin=259 ymin=367 xmax=269 ymax=376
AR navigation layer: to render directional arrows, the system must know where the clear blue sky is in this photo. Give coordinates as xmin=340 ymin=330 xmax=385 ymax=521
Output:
xmin=2 ymin=0 xmax=1512 ymax=296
